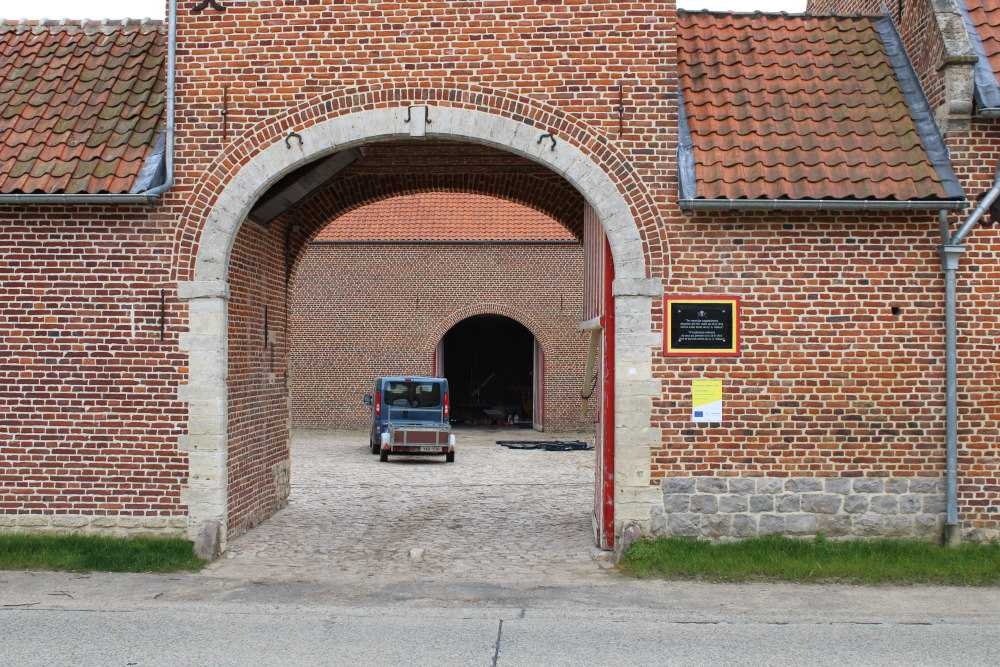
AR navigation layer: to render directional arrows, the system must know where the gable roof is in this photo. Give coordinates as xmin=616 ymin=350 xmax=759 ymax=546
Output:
xmin=0 ymin=19 xmax=166 ymax=195
xmin=677 ymin=11 xmax=964 ymax=205
xmin=313 ymin=192 xmax=576 ymax=242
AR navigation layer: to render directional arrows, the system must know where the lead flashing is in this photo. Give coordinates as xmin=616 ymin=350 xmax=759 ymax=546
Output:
xmin=875 ymin=16 xmax=966 ymax=200
xmin=676 ymin=88 xmax=697 ymax=201
xmin=954 ymin=0 xmax=1000 ymax=110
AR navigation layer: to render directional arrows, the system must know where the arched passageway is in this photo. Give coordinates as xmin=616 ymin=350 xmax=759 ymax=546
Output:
xmin=181 ymin=104 xmax=660 ymax=554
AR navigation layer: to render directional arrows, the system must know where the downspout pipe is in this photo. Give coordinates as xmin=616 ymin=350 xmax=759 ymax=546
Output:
xmin=938 ymin=158 xmax=1000 ymax=546
xmin=939 ymin=241 xmax=964 ymax=546
xmin=0 ymin=0 xmax=176 ymax=206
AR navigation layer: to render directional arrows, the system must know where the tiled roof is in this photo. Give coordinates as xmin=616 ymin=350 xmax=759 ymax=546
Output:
xmin=677 ymin=11 xmax=961 ymax=202
xmin=313 ymin=192 xmax=576 ymax=242
xmin=962 ymin=1 xmax=1000 ymax=109
xmin=0 ymin=19 xmax=166 ymax=195
xmin=966 ymin=1 xmax=1000 ymax=76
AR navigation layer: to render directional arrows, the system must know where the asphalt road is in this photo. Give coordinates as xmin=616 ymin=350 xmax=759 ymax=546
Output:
xmin=3 ymin=571 xmax=1000 ymax=666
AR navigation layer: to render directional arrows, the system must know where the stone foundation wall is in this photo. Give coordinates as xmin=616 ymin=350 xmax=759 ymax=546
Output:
xmin=652 ymin=477 xmax=946 ymax=541
xmin=0 ymin=514 xmax=189 ymax=538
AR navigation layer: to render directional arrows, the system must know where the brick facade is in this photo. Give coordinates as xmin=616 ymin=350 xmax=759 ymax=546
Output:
xmin=289 ymin=240 xmax=590 ymax=431
xmin=0 ymin=205 xmax=189 ymax=530
xmin=3 ymin=2 xmax=1000 ymax=550
xmin=803 ymin=0 xmax=1000 ymax=540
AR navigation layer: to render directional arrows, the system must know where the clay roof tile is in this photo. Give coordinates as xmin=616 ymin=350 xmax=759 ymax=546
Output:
xmin=0 ymin=19 xmax=165 ymax=194
xmin=678 ymin=11 xmax=962 ymax=202
xmin=314 ymin=192 xmax=576 ymax=242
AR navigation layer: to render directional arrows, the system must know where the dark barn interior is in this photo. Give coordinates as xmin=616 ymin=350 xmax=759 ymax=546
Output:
xmin=442 ymin=315 xmax=534 ymax=425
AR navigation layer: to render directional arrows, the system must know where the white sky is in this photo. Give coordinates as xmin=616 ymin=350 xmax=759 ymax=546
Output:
xmin=5 ymin=0 xmax=807 ymax=21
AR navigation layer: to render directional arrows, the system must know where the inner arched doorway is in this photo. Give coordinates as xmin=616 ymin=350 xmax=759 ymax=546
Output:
xmin=437 ymin=315 xmax=539 ymax=429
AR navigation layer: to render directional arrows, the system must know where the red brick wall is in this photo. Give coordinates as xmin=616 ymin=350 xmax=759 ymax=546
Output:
xmin=289 ymin=241 xmax=593 ymax=431
xmin=653 ymin=213 xmax=945 ymax=477
xmin=226 ymin=218 xmax=293 ymax=536
xmin=0 ymin=206 xmax=187 ymax=519
xmin=944 ymin=119 xmax=1000 ymax=533
xmin=173 ymin=1 xmax=676 ymax=281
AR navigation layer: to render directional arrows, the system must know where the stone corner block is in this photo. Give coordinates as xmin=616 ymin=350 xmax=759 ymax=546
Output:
xmin=178 ymin=280 xmax=231 ymax=301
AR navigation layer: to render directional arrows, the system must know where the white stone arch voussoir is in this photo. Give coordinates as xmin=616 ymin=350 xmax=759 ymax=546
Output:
xmin=178 ymin=106 xmax=660 ymax=553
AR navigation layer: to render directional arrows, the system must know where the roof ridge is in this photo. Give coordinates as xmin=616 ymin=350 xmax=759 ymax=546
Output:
xmin=0 ymin=18 xmax=164 ymax=35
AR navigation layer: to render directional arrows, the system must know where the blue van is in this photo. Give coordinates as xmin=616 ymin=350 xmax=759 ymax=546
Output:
xmin=363 ymin=377 xmax=455 ymax=462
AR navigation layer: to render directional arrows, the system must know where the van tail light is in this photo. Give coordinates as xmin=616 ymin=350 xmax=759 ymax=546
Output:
xmin=443 ymin=392 xmax=449 ymax=418
xmin=375 ymin=391 xmax=381 ymax=416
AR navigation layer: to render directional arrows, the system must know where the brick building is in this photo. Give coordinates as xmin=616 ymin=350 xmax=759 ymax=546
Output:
xmin=288 ymin=191 xmax=592 ymax=431
xmin=0 ymin=1 xmax=997 ymax=555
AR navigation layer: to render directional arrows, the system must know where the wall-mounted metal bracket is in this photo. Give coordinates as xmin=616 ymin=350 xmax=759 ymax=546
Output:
xmin=616 ymin=84 xmax=625 ymax=137
xmin=538 ymin=133 xmax=556 ymax=151
xmin=285 ymin=132 xmax=303 ymax=149
xmin=405 ymin=105 xmax=430 ymax=137
xmin=192 ymin=0 xmax=225 ymax=12
xmin=404 ymin=105 xmax=432 ymax=124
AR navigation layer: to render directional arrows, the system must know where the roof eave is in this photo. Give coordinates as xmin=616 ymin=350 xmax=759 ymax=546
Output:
xmin=0 ymin=193 xmax=158 ymax=205
xmin=678 ymin=199 xmax=970 ymax=212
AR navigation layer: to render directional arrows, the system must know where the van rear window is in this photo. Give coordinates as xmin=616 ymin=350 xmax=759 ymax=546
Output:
xmin=383 ymin=381 xmax=441 ymax=408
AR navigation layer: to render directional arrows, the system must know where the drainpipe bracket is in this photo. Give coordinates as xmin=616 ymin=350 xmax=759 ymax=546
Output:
xmin=938 ymin=244 xmax=965 ymax=270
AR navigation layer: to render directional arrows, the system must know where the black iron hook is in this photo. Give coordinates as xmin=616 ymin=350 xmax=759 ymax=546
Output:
xmin=538 ymin=133 xmax=556 ymax=151
xmin=404 ymin=106 xmax=432 ymax=124
xmin=192 ymin=0 xmax=225 ymax=12
xmin=285 ymin=132 xmax=303 ymax=149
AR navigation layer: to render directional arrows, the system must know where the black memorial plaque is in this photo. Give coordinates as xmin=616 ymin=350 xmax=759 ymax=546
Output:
xmin=669 ymin=302 xmax=734 ymax=351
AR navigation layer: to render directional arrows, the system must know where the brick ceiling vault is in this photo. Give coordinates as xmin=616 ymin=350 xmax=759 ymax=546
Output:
xmin=275 ymin=140 xmax=586 ymax=241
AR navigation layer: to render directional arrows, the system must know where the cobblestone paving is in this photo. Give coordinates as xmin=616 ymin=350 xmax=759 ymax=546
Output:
xmin=205 ymin=428 xmax=610 ymax=586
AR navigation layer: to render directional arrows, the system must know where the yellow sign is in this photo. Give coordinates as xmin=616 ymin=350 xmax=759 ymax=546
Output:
xmin=691 ymin=379 xmax=723 ymax=422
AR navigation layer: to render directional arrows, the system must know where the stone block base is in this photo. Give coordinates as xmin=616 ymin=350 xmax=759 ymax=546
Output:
xmin=0 ymin=514 xmax=189 ymax=539
xmin=653 ymin=476 xmax=945 ymax=541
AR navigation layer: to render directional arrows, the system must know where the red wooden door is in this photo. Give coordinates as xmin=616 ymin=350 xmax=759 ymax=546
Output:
xmin=584 ymin=204 xmax=614 ymax=550
xmin=532 ymin=339 xmax=544 ymax=431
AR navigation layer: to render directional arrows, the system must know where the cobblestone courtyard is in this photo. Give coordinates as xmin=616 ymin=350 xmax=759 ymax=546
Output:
xmin=205 ymin=428 xmax=609 ymax=586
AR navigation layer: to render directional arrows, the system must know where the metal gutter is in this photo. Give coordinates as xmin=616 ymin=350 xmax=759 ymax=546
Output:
xmin=678 ymin=199 xmax=968 ymax=212
xmin=937 ymin=159 xmax=1000 ymax=546
xmin=0 ymin=0 xmax=176 ymax=205
xmin=0 ymin=194 xmax=156 ymax=205
xmin=874 ymin=16 xmax=966 ymax=199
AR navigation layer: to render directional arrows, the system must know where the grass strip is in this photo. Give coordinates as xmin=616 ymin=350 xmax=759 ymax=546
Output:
xmin=619 ymin=535 xmax=1000 ymax=585
xmin=0 ymin=534 xmax=207 ymax=573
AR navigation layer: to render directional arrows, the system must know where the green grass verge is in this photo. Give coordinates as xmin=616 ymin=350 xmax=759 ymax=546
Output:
xmin=0 ymin=534 xmax=207 ymax=573
xmin=619 ymin=535 xmax=1000 ymax=585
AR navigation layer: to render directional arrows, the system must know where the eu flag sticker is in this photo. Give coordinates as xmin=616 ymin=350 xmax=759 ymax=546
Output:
xmin=691 ymin=379 xmax=723 ymax=422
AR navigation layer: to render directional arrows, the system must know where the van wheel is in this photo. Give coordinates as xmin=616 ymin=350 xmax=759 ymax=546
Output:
xmin=371 ymin=440 xmax=380 ymax=455
xmin=445 ymin=451 xmax=455 ymax=463
xmin=380 ymin=450 xmax=389 ymax=462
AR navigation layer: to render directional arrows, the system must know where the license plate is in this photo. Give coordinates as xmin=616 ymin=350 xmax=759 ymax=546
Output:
xmin=412 ymin=446 xmax=442 ymax=452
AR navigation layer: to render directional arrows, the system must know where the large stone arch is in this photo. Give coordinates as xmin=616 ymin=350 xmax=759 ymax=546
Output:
xmin=177 ymin=104 xmax=661 ymax=550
